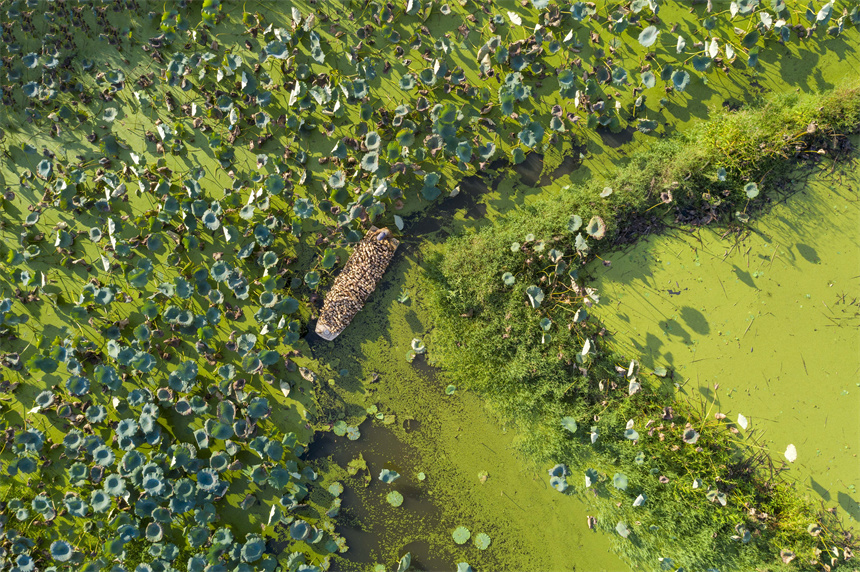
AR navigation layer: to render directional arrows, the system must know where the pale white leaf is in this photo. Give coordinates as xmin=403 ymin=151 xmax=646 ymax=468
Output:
xmin=709 ymin=38 xmax=719 ymax=58
xmin=581 ymin=338 xmax=591 ymax=356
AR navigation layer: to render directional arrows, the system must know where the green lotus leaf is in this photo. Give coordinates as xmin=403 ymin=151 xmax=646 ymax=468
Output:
xmin=561 ymin=416 xmax=578 ymax=433
xmin=672 ymin=70 xmax=691 ymax=92
xmin=386 ymin=490 xmax=404 ymax=507
xmin=452 ymin=526 xmax=470 ymax=544
xmin=399 ymin=73 xmax=416 ymax=90
xmin=526 ymin=285 xmax=544 ymax=308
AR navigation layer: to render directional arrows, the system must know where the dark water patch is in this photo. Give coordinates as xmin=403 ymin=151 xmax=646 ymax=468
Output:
xmin=409 ymin=354 xmax=442 ymax=378
xmin=304 ymin=326 xmax=327 ymax=349
xmin=402 ymin=417 xmax=421 ymax=432
xmin=398 ymin=540 xmax=450 ymax=571
xmin=307 ymin=421 xmax=449 ymax=570
xmin=512 ymin=152 xmax=544 ymax=187
xmin=539 ymin=149 xmax=586 ymax=186
xmin=597 ymin=125 xmax=635 ymax=148
xmin=440 ymin=176 xmax=489 ymax=217
xmin=487 ymin=158 xmax=508 ymax=171
xmin=403 ymin=211 xmax=445 ymax=239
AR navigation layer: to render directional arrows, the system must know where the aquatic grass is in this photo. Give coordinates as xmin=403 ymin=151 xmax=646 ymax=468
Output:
xmin=424 ymin=84 xmax=860 ymax=572
xmin=694 ymin=86 xmax=860 ymax=177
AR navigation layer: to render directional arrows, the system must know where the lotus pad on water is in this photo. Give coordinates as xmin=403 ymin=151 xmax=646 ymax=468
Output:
xmin=386 ymin=491 xmax=404 ymax=507
xmin=474 ymin=532 xmax=491 ymax=550
xmin=452 ymin=526 xmax=471 ymax=544
xmin=379 ymin=469 xmax=401 ymax=483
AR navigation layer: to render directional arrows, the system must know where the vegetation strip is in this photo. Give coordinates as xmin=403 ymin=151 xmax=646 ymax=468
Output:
xmin=424 ymin=84 xmax=860 ymax=571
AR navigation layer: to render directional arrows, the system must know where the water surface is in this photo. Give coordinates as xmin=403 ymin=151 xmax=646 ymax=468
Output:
xmin=589 ymin=160 xmax=860 ymax=523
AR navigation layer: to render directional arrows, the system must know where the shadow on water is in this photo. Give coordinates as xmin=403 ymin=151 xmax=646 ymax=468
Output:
xmin=795 ymin=243 xmax=820 ymax=264
xmin=838 ymin=491 xmax=860 ymax=522
xmin=512 ymin=152 xmax=544 ymax=187
xmin=679 ymin=306 xmax=710 ymax=335
xmin=811 ymin=477 xmax=831 ymax=501
xmin=597 ymin=125 xmax=636 ymax=149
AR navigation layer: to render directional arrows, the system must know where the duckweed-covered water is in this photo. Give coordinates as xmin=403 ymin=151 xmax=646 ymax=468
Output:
xmin=308 ymin=244 xmax=627 ymax=571
xmin=589 ymin=159 xmax=860 ymax=525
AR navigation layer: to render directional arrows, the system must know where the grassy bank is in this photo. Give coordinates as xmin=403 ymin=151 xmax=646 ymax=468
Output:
xmin=423 ymin=84 xmax=860 ymax=571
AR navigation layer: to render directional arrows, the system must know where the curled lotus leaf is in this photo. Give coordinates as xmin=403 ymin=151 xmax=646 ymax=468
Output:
xmin=49 ymin=540 xmax=73 ymax=563
xmin=683 ymin=428 xmax=700 ymax=444
xmin=585 ymin=216 xmax=606 ymax=239
xmin=526 ymin=285 xmax=544 ymax=308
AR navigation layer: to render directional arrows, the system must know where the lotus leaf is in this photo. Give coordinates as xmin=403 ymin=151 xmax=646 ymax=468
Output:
xmin=561 ymin=417 xmax=578 ymax=433
xmin=638 ymin=26 xmax=659 ymax=47
xmin=241 ymin=534 xmax=265 ymax=562
xmin=550 ymin=476 xmax=568 ymax=492
xmin=585 ymin=216 xmax=606 ymax=239
xmin=290 ymin=520 xmax=311 ymax=541
xmin=526 ymin=285 xmax=544 ymax=308
xmin=452 ymin=526 xmax=471 ymax=544
xmin=672 ymin=70 xmax=691 ymax=92
xmin=386 ymin=491 xmax=404 ymax=507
